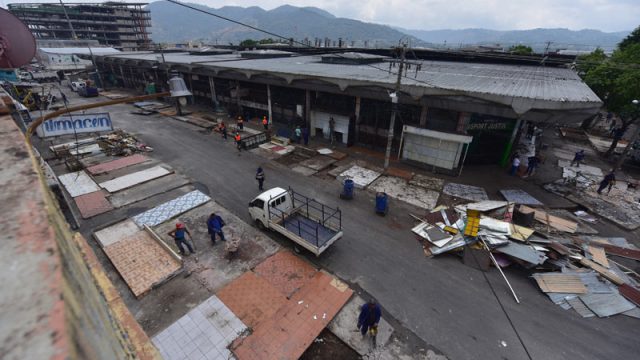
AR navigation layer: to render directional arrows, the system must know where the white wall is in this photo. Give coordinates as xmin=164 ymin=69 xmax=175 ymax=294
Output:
xmin=310 ymin=111 xmax=349 ymax=145
xmin=402 ymin=133 xmax=464 ymax=170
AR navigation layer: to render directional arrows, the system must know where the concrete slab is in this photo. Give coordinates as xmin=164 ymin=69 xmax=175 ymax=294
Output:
xmin=86 ymin=154 xmax=149 ymax=175
xmin=74 ymin=190 xmax=113 ymax=219
xmin=253 ymin=250 xmax=317 ymax=298
xmin=132 ymin=190 xmax=210 ymax=228
xmin=500 ymin=189 xmax=543 ymax=206
xmin=369 ymin=176 xmax=439 ymax=211
xmin=298 ymin=155 xmax=337 ymax=172
xmin=328 ymin=294 xmax=394 ymax=356
xmin=409 ymin=174 xmax=445 ymax=191
xmin=70 ymin=143 xmax=102 ymax=156
xmin=109 ymin=174 xmax=191 ymax=208
xmin=317 ymin=148 xmax=333 ymax=155
xmin=328 ymin=162 xmax=354 ymax=178
xmin=99 ymin=165 xmax=172 ymax=193
xmin=152 ymin=295 xmax=247 ymax=360
xmin=102 ymin=228 xmax=182 ymax=297
xmin=58 ymin=171 xmax=100 ymax=197
xmin=94 ymin=219 xmax=140 ymax=247
xmin=558 ymin=160 xmax=603 ymax=177
xmin=442 ymin=182 xmax=489 ymax=202
xmin=291 ymin=165 xmax=318 ymax=176
xmin=338 ymin=165 xmax=382 ymax=189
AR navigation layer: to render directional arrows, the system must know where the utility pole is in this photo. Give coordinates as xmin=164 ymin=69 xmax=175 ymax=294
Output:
xmin=384 ymin=44 xmax=406 ymax=169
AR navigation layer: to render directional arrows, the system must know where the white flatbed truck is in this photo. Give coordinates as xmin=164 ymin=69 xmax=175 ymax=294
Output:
xmin=249 ymin=187 xmax=343 ymax=256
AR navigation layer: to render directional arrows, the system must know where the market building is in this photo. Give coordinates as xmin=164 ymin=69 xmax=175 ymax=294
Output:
xmin=93 ymin=50 xmax=602 ymax=171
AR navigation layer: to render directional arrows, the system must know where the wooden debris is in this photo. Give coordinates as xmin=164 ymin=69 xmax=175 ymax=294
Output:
xmin=579 ymin=258 xmax=624 ymax=285
xmin=587 ymin=246 xmax=609 ymax=268
xmin=532 ymin=273 xmax=588 ymax=294
xmin=519 ymin=205 xmax=578 ymax=233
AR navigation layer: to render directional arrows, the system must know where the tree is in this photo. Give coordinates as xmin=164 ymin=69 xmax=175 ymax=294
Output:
xmin=581 ymin=36 xmax=640 ymax=157
xmin=619 ymin=25 xmax=640 ymax=51
xmin=239 ymin=39 xmax=258 ymax=48
xmin=508 ymin=44 xmax=533 ymax=55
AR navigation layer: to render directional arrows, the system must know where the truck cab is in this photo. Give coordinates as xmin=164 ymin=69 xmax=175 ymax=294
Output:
xmin=249 ymin=187 xmax=290 ymax=228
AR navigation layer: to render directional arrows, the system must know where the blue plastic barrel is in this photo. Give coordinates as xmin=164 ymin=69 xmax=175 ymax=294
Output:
xmin=341 ymin=179 xmax=354 ymax=199
xmin=375 ymin=192 xmax=388 ymax=215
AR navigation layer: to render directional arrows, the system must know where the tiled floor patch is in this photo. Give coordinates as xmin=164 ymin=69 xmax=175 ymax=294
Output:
xmin=217 ymin=272 xmax=288 ymax=328
xmin=369 ymin=176 xmax=440 ymax=211
xmin=74 ymin=190 xmax=113 ymax=218
xmin=58 ymin=171 xmax=100 ymax=197
xmin=231 ymin=271 xmax=353 ymax=360
xmin=153 ymin=295 xmax=247 ymax=360
xmin=500 ymin=189 xmax=543 ymax=206
xmin=337 ymin=165 xmax=382 ymax=189
xmin=253 ymin=250 xmax=317 ymax=298
xmin=443 ymin=182 xmax=489 ymax=201
xmin=103 ymin=229 xmax=182 ymax=297
xmin=86 ymin=154 xmax=148 ymax=175
xmin=132 ymin=190 xmax=211 ymax=227
xmin=99 ymin=165 xmax=171 ymax=193
xmin=94 ymin=219 xmax=140 ymax=247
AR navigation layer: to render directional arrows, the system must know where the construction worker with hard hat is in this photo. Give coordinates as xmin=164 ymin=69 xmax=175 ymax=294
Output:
xmin=167 ymin=222 xmax=194 ymax=256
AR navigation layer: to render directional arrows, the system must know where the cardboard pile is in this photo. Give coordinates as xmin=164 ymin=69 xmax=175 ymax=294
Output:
xmin=411 ymin=200 xmax=640 ymax=319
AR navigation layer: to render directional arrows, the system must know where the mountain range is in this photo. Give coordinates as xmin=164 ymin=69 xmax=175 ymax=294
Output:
xmin=147 ymin=1 xmax=630 ymax=51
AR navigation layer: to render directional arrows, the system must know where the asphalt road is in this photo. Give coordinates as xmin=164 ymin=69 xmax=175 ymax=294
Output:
xmin=77 ymin=99 xmax=640 ymax=360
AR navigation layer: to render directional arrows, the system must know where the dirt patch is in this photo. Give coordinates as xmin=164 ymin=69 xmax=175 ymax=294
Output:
xmin=276 ymin=152 xmax=308 ymax=166
xmin=300 ymin=329 xmax=359 ymax=360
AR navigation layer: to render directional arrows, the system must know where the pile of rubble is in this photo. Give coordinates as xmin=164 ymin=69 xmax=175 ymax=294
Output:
xmin=412 ymin=200 xmax=640 ymax=319
xmin=96 ymin=129 xmax=153 ymax=156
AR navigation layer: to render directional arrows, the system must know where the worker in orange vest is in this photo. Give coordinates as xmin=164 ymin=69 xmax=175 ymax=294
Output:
xmin=235 ymin=132 xmax=242 ymax=152
xmin=262 ymin=116 xmax=268 ymax=131
xmin=236 ymin=115 xmax=244 ymax=131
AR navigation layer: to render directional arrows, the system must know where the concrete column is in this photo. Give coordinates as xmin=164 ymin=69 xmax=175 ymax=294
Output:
xmin=305 ymin=90 xmax=311 ymax=129
xmin=419 ymin=105 xmax=428 ymax=127
xmin=354 ymin=96 xmax=361 ymax=142
xmin=456 ymin=112 xmax=470 ymax=132
xmin=208 ymin=76 xmax=216 ymax=105
xmin=267 ymin=84 xmax=272 ymax=124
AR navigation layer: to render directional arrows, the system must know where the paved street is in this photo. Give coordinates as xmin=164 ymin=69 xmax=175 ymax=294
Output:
xmin=55 ymin=96 xmax=640 ymax=359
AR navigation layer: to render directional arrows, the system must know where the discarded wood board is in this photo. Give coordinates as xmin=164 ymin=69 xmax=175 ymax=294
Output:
xmin=467 ymin=200 xmax=509 ymax=212
xmin=587 ymin=245 xmax=609 ymax=268
xmin=509 ymin=224 xmax=534 ymax=242
xmin=519 ymin=205 xmax=578 ymax=233
xmin=579 ymin=258 xmax=623 ymax=285
xmin=532 ymin=273 xmax=587 ymax=293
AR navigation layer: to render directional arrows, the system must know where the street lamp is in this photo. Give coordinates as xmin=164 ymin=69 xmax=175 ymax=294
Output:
xmin=168 ymin=74 xmax=192 ymax=116
xmin=614 ymin=99 xmax=640 ymax=169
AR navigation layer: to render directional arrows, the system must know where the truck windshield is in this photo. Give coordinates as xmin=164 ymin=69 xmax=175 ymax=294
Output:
xmin=251 ymin=199 xmax=265 ymax=208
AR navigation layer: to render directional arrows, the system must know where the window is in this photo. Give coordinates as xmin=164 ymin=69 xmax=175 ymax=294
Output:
xmin=251 ymin=199 xmax=265 ymax=208
xmin=270 ymin=195 xmax=286 ymax=207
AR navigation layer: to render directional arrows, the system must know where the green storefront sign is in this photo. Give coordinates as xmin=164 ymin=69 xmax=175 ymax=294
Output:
xmin=465 ymin=114 xmax=516 ymax=165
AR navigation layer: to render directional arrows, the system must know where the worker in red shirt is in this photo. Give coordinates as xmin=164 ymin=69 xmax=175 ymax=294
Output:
xmin=262 ymin=116 xmax=268 ymax=131
xmin=219 ymin=121 xmax=227 ymax=140
xmin=235 ymin=132 xmax=242 ymax=152
xmin=236 ymin=115 xmax=244 ymax=131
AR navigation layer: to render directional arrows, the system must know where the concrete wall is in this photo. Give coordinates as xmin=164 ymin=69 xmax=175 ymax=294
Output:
xmin=0 ymin=92 xmax=159 ymax=359
xmin=402 ymin=132 xmax=465 ymax=170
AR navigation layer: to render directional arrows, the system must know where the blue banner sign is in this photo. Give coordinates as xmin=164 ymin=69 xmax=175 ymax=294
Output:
xmin=39 ymin=113 xmax=113 ymax=137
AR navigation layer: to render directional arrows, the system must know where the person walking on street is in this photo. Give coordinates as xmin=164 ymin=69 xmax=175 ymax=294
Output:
xmin=526 ymin=154 xmax=541 ymax=176
xmin=295 ymin=126 xmax=302 ymax=144
xmin=256 ymin=167 xmax=265 ymax=190
xmin=168 ymin=222 xmax=194 ymax=256
xmin=571 ymin=150 xmax=585 ymax=167
xmin=597 ymin=170 xmax=616 ymax=194
xmin=236 ymin=115 xmax=244 ymax=131
xmin=302 ymin=127 xmax=309 ymax=146
xmin=262 ymin=116 xmax=269 ymax=131
xmin=235 ymin=132 xmax=242 ymax=152
xmin=329 ymin=117 xmax=336 ymax=145
xmin=207 ymin=213 xmax=226 ymax=245
xmin=510 ymin=155 xmax=521 ymax=176
xmin=219 ymin=121 xmax=227 ymax=140
xmin=357 ymin=299 xmax=381 ymax=338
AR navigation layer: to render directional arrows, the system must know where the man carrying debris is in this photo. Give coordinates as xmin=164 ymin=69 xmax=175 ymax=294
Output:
xmin=207 ymin=213 xmax=226 ymax=245
xmin=236 ymin=115 xmax=244 ymax=131
xmin=597 ymin=170 xmax=616 ymax=195
xmin=357 ymin=299 xmax=381 ymax=338
xmin=571 ymin=150 xmax=585 ymax=167
xmin=235 ymin=132 xmax=242 ymax=152
xmin=256 ymin=167 xmax=265 ymax=191
xmin=168 ymin=222 xmax=194 ymax=256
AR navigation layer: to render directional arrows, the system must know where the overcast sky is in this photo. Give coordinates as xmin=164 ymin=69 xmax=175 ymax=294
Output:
xmin=2 ymin=0 xmax=638 ymax=32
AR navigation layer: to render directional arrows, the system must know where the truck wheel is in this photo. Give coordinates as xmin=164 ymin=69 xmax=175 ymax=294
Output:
xmin=255 ymin=219 xmax=265 ymax=230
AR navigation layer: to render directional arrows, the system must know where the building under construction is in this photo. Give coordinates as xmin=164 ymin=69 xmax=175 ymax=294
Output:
xmin=8 ymin=2 xmax=152 ymax=51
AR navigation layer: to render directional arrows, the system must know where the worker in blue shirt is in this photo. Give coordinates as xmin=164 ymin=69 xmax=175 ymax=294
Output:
xmin=207 ymin=213 xmax=226 ymax=245
xmin=167 ymin=222 xmax=194 ymax=256
xmin=357 ymin=299 xmax=382 ymax=337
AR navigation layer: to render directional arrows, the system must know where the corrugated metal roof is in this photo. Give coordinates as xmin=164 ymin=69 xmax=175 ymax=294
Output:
xmin=99 ymin=52 xmax=602 ymax=111
xmin=40 ymin=47 xmax=120 ymax=55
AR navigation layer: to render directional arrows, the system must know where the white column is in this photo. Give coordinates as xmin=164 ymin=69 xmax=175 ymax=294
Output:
xmin=208 ymin=76 xmax=216 ymax=105
xmin=267 ymin=84 xmax=273 ymax=123
xmin=419 ymin=105 xmax=428 ymax=127
xmin=305 ymin=90 xmax=311 ymax=128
